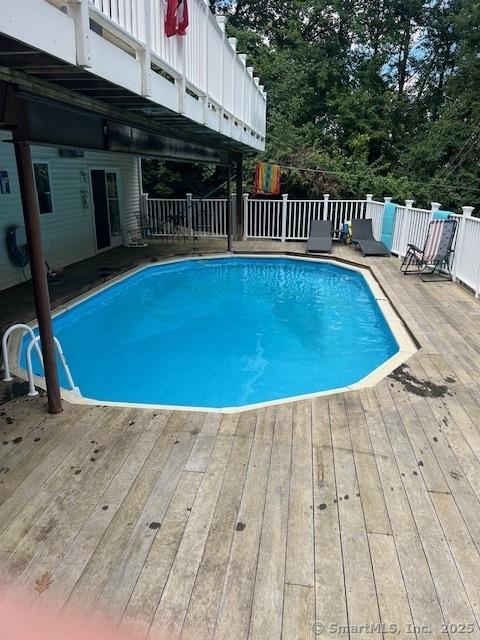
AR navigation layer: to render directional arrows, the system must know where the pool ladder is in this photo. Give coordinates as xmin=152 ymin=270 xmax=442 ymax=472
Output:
xmin=2 ymin=324 xmax=81 ymax=397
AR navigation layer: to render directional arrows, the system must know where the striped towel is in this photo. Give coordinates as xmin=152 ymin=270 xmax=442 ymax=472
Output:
xmin=253 ymin=162 xmax=281 ymax=195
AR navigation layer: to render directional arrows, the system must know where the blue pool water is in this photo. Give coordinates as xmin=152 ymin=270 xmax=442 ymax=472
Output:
xmin=21 ymin=257 xmax=398 ymax=408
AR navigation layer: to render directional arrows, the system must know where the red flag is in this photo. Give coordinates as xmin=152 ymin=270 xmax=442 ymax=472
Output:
xmin=165 ymin=0 xmax=189 ymax=37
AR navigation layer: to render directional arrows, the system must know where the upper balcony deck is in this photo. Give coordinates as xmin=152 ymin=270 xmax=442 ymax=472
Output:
xmin=0 ymin=0 xmax=266 ymax=154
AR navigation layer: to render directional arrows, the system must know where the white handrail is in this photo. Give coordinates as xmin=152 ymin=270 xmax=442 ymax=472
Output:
xmin=2 ymin=324 xmax=43 ymax=382
xmin=26 ymin=336 xmax=81 ymax=397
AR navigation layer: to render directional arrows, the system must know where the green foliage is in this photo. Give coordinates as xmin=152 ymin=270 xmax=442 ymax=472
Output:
xmin=142 ymin=159 xmax=224 ymax=198
xmin=226 ymin=0 xmax=480 ymax=209
xmin=143 ymin=0 xmax=480 ymax=211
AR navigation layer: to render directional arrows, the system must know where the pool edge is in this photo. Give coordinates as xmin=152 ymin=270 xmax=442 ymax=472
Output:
xmin=9 ymin=252 xmax=418 ymax=414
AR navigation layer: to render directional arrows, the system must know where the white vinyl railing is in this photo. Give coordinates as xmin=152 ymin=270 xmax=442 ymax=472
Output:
xmin=451 ymin=210 xmax=480 ymax=295
xmin=244 ymin=199 xmax=285 ymax=239
xmin=141 ymin=193 xmax=480 ymax=297
xmin=84 ymin=0 xmax=266 ymax=142
xmin=142 ymin=193 xmax=229 ymax=237
xmin=392 ymin=203 xmax=433 ymax=257
xmin=244 ymin=195 xmax=372 ymax=241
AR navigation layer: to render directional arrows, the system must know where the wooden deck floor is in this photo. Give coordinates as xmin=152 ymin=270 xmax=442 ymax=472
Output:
xmin=2 ymin=243 xmax=480 ymax=639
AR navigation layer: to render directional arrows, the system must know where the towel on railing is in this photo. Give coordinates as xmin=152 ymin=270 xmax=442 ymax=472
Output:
xmin=165 ymin=0 xmax=189 ymax=37
xmin=381 ymin=201 xmax=397 ymax=251
xmin=253 ymin=162 xmax=281 ymax=195
xmin=432 ymin=210 xmax=453 ymax=220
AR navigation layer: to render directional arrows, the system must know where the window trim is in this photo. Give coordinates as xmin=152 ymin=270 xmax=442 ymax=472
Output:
xmin=32 ymin=160 xmax=54 ymax=215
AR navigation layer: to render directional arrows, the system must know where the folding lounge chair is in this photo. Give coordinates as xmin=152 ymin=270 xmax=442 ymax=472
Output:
xmin=400 ymin=218 xmax=457 ymax=281
xmin=307 ymin=220 xmax=332 ymax=253
xmin=351 ymin=219 xmax=390 ymax=256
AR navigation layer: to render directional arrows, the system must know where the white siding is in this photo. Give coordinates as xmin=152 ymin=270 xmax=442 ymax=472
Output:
xmin=0 ymin=132 xmax=140 ymax=292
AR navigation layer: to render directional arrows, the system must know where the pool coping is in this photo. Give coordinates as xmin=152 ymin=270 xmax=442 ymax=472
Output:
xmin=9 ymin=253 xmax=418 ymax=413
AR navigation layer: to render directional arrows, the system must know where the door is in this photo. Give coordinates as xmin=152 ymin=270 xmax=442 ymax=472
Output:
xmin=90 ymin=169 xmax=123 ymax=251
xmin=91 ymin=169 xmax=111 ymax=250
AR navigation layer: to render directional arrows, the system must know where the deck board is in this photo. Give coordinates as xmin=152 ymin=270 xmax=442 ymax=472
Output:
xmin=2 ymin=242 xmax=480 ymax=637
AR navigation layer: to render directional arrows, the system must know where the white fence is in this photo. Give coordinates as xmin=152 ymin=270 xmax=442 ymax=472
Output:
xmin=244 ymin=195 xmax=374 ymax=241
xmin=142 ymin=194 xmax=229 ymax=237
xmin=141 ymin=193 xmax=480 ymax=297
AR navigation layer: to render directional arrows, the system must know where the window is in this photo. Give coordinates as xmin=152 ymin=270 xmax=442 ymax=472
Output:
xmin=106 ymin=171 xmax=121 ymax=235
xmin=33 ymin=163 xmax=53 ymax=214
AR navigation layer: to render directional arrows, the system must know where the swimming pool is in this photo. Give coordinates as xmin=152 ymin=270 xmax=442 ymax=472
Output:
xmin=20 ymin=256 xmax=404 ymax=409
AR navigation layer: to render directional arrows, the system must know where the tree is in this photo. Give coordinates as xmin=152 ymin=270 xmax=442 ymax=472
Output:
xmin=143 ymin=1 xmax=480 ymax=210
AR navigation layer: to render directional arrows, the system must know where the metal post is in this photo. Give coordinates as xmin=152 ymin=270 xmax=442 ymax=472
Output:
xmin=236 ymin=156 xmax=243 ymax=239
xmin=226 ymin=164 xmax=232 ymax=252
xmin=14 ymin=142 xmax=62 ymax=414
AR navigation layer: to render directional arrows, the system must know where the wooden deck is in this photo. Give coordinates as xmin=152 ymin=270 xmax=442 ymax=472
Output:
xmin=2 ymin=242 xmax=480 ymax=639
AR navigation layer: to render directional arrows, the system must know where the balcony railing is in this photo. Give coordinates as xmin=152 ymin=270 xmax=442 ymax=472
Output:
xmin=42 ymin=0 xmax=266 ymax=148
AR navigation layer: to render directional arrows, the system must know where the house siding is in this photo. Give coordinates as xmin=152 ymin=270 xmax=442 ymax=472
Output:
xmin=0 ymin=132 xmax=140 ymax=292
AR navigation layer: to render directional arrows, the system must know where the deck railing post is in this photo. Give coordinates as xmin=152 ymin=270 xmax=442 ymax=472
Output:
xmin=228 ymin=38 xmax=237 ymax=119
xmin=137 ymin=0 xmax=152 ymax=97
xmin=431 ymin=201 xmax=441 ymax=216
xmin=243 ymin=193 xmax=249 ymax=239
xmin=399 ymin=199 xmax=415 ymax=258
xmin=176 ymin=27 xmax=187 ymax=114
xmin=281 ymin=194 xmax=288 ymax=242
xmin=323 ymin=193 xmax=330 ymax=221
xmin=216 ymin=16 xmax=227 ymax=129
xmin=67 ymin=0 xmax=92 ymax=68
xmin=202 ymin=0 xmax=209 ymax=123
xmin=365 ymin=193 xmax=373 ymax=219
xmin=454 ymin=206 xmax=475 ymax=291
xmin=239 ymin=54 xmax=248 ymax=141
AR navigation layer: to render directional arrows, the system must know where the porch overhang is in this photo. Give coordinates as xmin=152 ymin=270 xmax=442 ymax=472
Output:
xmin=1 ymin=72 xmax=237 ymax=165
xmin=0 ymin=0 xmax=266 ymax=153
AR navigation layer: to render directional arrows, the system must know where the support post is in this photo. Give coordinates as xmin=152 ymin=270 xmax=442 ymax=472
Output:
xmin=186 ymin=193 xmax=193 ymax=237
xmin=281 ymin=194 xmax=288 ymax=242
xmin=236 ymin=156 xmax=243 ymax=239
xmin=431 ymin=201 xmax=441 ymax=215
xmin=243 ymin=193 xmax=249 ymax=239
xmin=226 ymin=165 xmax=232 ymax=251
xmin=14 ymin=142 xmax=62 ymax=414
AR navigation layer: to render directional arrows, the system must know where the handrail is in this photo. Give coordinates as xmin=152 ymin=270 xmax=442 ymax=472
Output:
xmin=26 ymin=336 xmax=81 ymax=397
xmin=2 ymin=324 xmax=43 ymax=382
